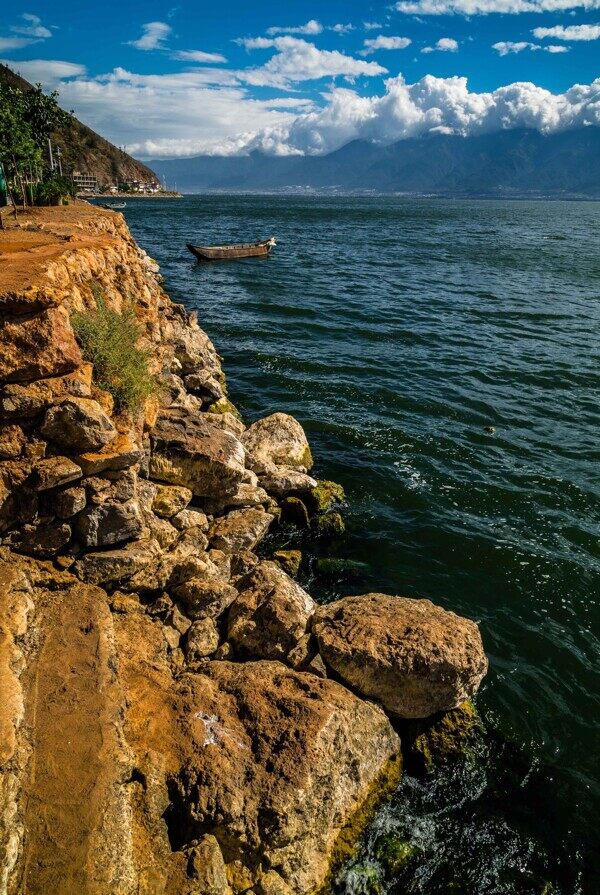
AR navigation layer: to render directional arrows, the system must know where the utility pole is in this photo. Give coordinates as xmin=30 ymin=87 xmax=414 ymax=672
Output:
xmin=55 ymin=146 xmax=63 ymax=176
xmin=48 ymin=138 xmax=54 ymax=172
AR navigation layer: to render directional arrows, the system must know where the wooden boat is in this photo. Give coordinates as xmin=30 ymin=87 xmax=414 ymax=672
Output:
xmin=186 ymin=237 xmax=276 ymax=262
xmin=100 ymin=202 xmax=126 ymax=210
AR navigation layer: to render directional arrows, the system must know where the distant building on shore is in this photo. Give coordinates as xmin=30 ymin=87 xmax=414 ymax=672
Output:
xmin=72 ymin=171 xmax=99 ymax=192
xmin=117 ymin=179 xmax=161 ymax=193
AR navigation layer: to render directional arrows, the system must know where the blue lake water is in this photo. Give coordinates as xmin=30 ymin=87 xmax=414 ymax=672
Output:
xmin=123 ymin=194 xmax=599 ymax=895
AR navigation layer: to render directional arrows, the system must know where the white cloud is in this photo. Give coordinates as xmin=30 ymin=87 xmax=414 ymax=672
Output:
xmin=266 ymin=20 xmax=323 ymax=36
xmin=11 ymin=13 xmax=52 ymax=39
xmin=533 ymin=23 xmax=600 ymax=39
xmin=173 ymin=49 xmax=227 ymax=63
xmin=234 ymin=74 xmax=600 ymax=156
xmin=364 ymin=21 xmax=384 ymax=29
xmin=422 ymin=37 xmax=459 ymax=51
xmin=1 ymin=58 xmax=87 ymax=84
xmin=331 ymin=23 xmax=355 ymax=33
xmin=0 ymin=37 xmax=35 ymax=51
xmin=361 ymin=35 xmax=412 ymax=55
xmin=396 ymin=0 xmax=600 ymax=13
xmin=0 ymin=13 xmax=53 ymax=51
xmin=128 ymin=21 xmax=171 ymax=51
xmin=545 ymin=43 xmax=570 ymax=50
xmin=237 ymin=37 xmax=275 ymax=50
xmin=238 ymin=36 xmax=388 ymax=88
xmin=493 ymin=40 xmax=540 ymax=52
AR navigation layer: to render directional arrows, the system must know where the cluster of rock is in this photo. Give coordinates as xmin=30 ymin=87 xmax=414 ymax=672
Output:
xmin=0 ymin=205 xmax=487 ymax=895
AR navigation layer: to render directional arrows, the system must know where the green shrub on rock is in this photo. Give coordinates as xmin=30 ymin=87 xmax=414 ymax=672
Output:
xmin=72 ymin=289 xmax=156 ymax=412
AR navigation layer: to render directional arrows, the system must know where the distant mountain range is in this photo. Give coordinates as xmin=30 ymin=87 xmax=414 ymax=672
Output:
xmin=149 ymin=128 xmax=600 ymax=197
xmin=0 ymin=63 xmax=158 ymax=187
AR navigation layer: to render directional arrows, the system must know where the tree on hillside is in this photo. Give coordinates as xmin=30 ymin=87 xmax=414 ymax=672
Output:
xmin=0 ymin=82 xmax=70 ymax=208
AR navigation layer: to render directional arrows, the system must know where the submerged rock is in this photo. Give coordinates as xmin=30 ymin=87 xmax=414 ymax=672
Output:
xmin=313 ymin=593 xmax=488 ymax=719
xmin=313 ymin=511 xmax=345 ymax=539
xmin=280 ymin=496 xmax=310 ymax=529
xmin=228 ymin=561 xmax=315 ymax=661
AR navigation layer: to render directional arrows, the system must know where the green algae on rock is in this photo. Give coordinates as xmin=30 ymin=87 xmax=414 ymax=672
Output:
xmin=305 ymin=480 xmax=346 ymax=515
xmin=206 ymin=396 xmax=242 ymax=419
xmin=375 ymin=834 xmax=419 ymax=878
xmin=404 ymin=700 xmax=483 ymax=774
xmin=273 ymin=548 xmax=302 ymax=577
xmin=313 ymin=511 xmax=345 ymax=539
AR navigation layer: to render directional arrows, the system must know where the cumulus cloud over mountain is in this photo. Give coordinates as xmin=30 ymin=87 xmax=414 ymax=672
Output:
xmin=232 ymin=74 xmax=600 ymax=157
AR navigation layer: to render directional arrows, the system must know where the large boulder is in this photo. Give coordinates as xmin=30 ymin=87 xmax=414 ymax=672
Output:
xmin=227 ymin=561 xmax=315 ymax=660
xmin=41 ymin=397 xmax=117 ymax=452
xmin=167 ymin=660 xmax=401 ymax=894
xmin=313 ymin=593 xmax=488 ymax=719
xmin=241 ymin=413 xmax=313 ymax=475
xmin=149 ymin=409 xmax=246 ymax=500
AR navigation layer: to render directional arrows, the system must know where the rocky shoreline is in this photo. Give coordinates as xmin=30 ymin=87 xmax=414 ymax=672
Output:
xmin=0 ymin=203 xmax=487 ymax=895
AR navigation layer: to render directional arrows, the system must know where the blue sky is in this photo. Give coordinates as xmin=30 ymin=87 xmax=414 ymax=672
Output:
xmin=1 ymin=1 xmax=599 ymax=157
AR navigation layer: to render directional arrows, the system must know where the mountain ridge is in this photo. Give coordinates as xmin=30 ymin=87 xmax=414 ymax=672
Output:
xmin=148 ymin=128 xmax=600 ymax=197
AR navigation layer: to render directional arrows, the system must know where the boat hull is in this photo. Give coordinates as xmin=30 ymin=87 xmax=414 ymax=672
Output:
xmin=187 ymin=240 xmax=274 ymax=262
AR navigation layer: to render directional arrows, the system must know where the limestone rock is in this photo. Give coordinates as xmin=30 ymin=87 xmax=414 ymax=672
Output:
xmin=259 ymin=467 xmax=317 ymax=498
xmin=76 ymin=433 xmax=142 ymax=475
xmin=280 ymin=496 xmax=310 ymax=529
xmin=185 ymin=617 xmax=220 ymax=661
xmin=5 ymin=520 xmax=71 ymax=558
xmin=209 ymin=507 xmax=274 ymax=553
xmin=171 ymin=508 xmax=209 ymax=532
xmin=149 ymin=409 xmax=246 ymax=500
xmin=188 ymin=834 xmax=229 ymax=894
xmin=54 ymin=486 xmax=86 ymax=518
xmin=173 ymin=577 xmax=238 ymax=621
xmin=74 ymin=538 xmax=163 ymax=585
xmin=313 ymin=593 xmax=488 ymax=719
xmin=41 ymin=397 xmax=117 ymax=452
xmin=168 ymin=660 xmax=401 ymax=894
xmin=241 ymin=413 xmax=313 ymax=475
xmin=76 ymin=499 xmax=143 ymax=548
xmin=32 ymin=456 xmax=82 ymax=491
xmin=0 ymin=424 xmax=26 ymax=459
xmin=184 ymin=372 xmax=224 ymax=403
xmin=0 ymin=304 xmax=81 ymax=383
xmin=0 ymin=365 xmax=92 ymax=419
xmin=273 ymin=550 xmax=302 ymax=578
xmin=152 ymin=484 xmax=192 ymax=518
xmin=228 ymin=561 xmax=315 ymax=661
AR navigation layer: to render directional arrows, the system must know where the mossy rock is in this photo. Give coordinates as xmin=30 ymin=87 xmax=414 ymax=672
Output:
xmin=375 ymin=835 xmax=418 ymax=878
xmin=280 ymin=496 xmax=310 ymax=529
xmin=215 ymin=369 xmax=229 ymax=396
xmin=313 ymin=511 xmax=345 ymax=539
xmin=305 ymin=480 xmax=345 ymax=515
xmin=346 ymin=863 xmax=382 ymax=895
xmin=299 ymin=443 xmax=314 ymax=471
xmin=405 ymin=700 xmax=482 ymax=774
xmin=273 ymin=549 xmax=302 ymax=577
xmin=206 ymin=397 xmax=241 ymax=419
xmin=315 ymin=557 xmax=368 ymax=579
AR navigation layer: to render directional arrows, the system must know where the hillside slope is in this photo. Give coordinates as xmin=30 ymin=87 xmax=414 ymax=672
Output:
xmin=149 ymin=128 xmax=600 ymax=197
xmin=0 ymin=63 xmax=158 ymax=187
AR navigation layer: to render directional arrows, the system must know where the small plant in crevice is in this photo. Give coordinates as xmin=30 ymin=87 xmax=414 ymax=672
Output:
xmin=72 ymin=283 xmax=156 ymax=412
